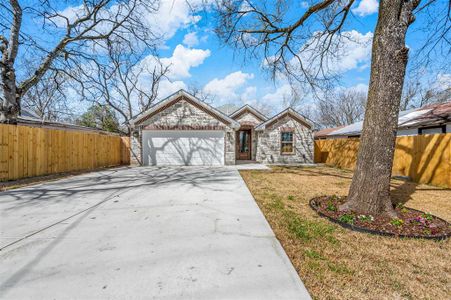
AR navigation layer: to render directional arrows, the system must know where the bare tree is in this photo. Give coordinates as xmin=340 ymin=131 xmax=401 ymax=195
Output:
xmin=401 ymin=75 xmax=450 ymax=110
xmin=21 ymin=70 xmax=71 ymax=121
xmin=0 ymin=0 xmax=159 ymax=123
xmin=214 ymin=0 xmax=450 ymax=216
xmin=187 ymin=82 xmax=217 ymax=104
xmin=317 ymin=89 xmax=366 ymax=127
xmin=400 ymin=76 xmax=423 ymax=110
xmin=79 ymin=43 xmax=169 ymax=134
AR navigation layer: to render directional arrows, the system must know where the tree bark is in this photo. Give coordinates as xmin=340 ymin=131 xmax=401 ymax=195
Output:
xmin=340 ymin=0 xmax=419 ymax=216
xmin=0 ymin=0 xmax=22 ymax=123
xmin=0 ymin=62 xmax=19 ymax=123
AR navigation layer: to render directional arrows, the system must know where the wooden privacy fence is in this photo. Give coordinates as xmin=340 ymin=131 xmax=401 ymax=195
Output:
xmin=314 ymin=134 xmax=451 ymax=188
xmin=0 ymin=124 xmax=130 ymax=182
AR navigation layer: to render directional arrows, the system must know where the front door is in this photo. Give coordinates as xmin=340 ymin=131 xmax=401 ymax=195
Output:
xmin=236 ymin=130 xmax=251 ymax=160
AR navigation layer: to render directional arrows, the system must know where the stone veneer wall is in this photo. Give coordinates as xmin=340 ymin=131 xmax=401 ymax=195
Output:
xmin=133 ymin=98 xmax=236 ymax=165
xmin=130 ymin=128 xmax=142 ymax=166
xmin=256 ymin=115 xmax=313 ymax=164
xmin=234 ymin=112 xmax=264 ymax=160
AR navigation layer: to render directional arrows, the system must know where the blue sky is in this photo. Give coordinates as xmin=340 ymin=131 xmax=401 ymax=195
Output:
xmin=136 ymin=0 xmax=449 ymax=113
xmin=12 ymin=0 xmax=451 ymax=115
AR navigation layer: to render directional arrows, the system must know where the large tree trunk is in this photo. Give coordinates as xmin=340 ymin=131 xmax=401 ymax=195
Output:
xmin=340 ymin=0 xmax=419 ymax=216
xmin=0 ymin=64 xmax=20 ymax=123
xmin=0 ymin=0 xmax=22 ymax=123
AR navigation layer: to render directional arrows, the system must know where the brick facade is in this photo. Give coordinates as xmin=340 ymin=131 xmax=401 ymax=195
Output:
xmin=256 ymin=115 xmax=313 ymax=164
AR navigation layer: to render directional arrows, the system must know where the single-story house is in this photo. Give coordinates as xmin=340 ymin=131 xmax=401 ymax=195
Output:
xmin=314 ymin=101 xmax=451 ymax=140
xmin=130 ymin=90 xmax=314 ymax=166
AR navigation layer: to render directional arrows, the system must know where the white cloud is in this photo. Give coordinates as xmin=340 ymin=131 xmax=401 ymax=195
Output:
xmin=328 ymin=31 xmax=373 ymax=73
xmin=337 ymin=83 xmax=369 ymax=94
xmin=352 ymin=0 xmax=379 ymax=17
xmin=160 ymin=45 xmax=210 ymax=79
xmin=259 ymin=83 xmax=311 ymax=115
xmin=435 ymin=73 xmax=451 ymax=90
xmin=300 ymin=2 xmax=309 ymax=9
xmin=293 ymin=30 xmax=373 ymax=76
xmin=52 ymin=5 xmax=85 ymax=26
xmin=241 ymin=86 xmax=257 ymax=103
xmin=134 ymin=44 xmax=210 ymax=81
xmin=56 ymin=0 xmax=206 ymax=43
xmin=203 ymin=71 xmax=254 ymax=103
xmin=136 ymin=44 xmax=210 ymax=101
xmin=142 ymin=0 xmax=204 ymax=41
xmin=261 ymin=84 xmax=293 ymax=105
xmin=158 ymin=80 xmax=187 ymax=98
xmin=183 ymin=32 xmax=200 ymax=47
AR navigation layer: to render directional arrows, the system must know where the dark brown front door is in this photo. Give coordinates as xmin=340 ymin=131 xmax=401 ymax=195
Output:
xmin=236 ymin=130 xmax=251 ymax=160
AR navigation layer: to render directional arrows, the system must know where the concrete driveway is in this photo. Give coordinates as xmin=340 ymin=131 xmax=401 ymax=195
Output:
xmin=0 ymin=167 xmax=310 ymax=299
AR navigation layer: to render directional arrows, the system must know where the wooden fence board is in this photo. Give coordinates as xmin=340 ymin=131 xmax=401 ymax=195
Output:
xmin=314 ymin=134 xmax=451 ymax=188
xmin=0 ymin=124 xmax=130 ymax=182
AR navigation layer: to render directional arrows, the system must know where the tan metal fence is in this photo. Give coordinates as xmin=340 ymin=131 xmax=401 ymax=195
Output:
xmin=0 ymin=124 xmax=130 ymax=181
xmin=314 ymin=134 xmax=451 ymax=188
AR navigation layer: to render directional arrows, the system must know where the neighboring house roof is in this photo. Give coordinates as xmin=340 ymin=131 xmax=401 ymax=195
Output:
xmin=130 ymin=89 xmax=241 ymax=130
xmin=314 ymin=125 xmax=346 ymax=138
xmin=255 ymin=108 xmax=313 ymax=131
xmin=324 ymin=101 xmax=451 ymax=137
xmin=17 ymin=108 xmax=119 ymax=134
xmin=229 ymin=104 xmax=268 ymax=122
xmin=398 ymin=102 xmax=451 ymax=128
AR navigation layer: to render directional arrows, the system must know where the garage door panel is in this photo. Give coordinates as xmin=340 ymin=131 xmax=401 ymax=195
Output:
xmin=142 ymin=131 xmax=225 ymax=166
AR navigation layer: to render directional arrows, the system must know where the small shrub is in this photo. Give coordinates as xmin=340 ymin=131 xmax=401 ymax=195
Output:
xmin=422 ymin=212 xmax=433 ymax=221
xmin=287 ymin=195 xmax=295 ymax=201
xmin=338 ymin=214 xmax=355 ymax=224
xmin=326 ymin=201 xmax=337 ymax=212
xmin=390 ymin=218 xmax=404 ymax=226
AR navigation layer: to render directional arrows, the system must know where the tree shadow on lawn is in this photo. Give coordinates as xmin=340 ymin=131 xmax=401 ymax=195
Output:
xmin=269 ymin=165 xmax=446 ymax=210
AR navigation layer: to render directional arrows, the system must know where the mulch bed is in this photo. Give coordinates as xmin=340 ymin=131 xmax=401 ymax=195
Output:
xmin=310 ymin=196 xmax=451 ymax=240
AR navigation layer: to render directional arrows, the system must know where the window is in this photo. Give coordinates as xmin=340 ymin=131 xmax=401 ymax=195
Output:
xmin=281 ymin=131 xmax=294 ymax=154
xmin=419 ymin=125 xmax=446 ymax=135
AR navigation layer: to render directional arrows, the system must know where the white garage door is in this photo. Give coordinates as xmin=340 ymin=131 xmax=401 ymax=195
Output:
xmin=142 ymin=130 xmax=225 ymax=166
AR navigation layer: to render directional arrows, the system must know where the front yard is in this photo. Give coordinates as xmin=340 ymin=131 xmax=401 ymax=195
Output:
xmin=240 ymin=166 xmax=451 ymax=300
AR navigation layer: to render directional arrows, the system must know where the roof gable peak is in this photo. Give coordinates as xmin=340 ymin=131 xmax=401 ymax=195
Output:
xmin=255 ymin=107 xmax=313 ymax=130
xmin=130 ymin=90 xmax=240 ymax=129
xmin=229 ymin=104 xmax=268 ymax=121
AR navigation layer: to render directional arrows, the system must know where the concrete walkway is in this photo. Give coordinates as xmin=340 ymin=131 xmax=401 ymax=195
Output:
xmin=0 ymin=167 xmax=310 ymax=299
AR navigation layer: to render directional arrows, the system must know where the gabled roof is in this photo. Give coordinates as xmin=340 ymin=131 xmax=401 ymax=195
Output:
xmin=130 ymin=89 xmax=240 ymax=129
xmin=229 ymin=104 xmax=268 ymax=122
xmin=255 ymin=108 xmax=313 ymax=131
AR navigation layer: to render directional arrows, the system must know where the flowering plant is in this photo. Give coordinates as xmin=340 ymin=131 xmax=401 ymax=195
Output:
xmin=357 ymin=215 xmax=374 ymax=222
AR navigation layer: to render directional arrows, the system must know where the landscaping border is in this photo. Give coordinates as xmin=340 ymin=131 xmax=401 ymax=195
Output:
xmin=309 ymin=197 xmax=450 ymax=241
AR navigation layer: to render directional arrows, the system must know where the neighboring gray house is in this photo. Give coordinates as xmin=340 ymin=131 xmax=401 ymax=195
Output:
xmin=130 ymin=90 xmax=314 ymax=166
xmin=315 ymin=101 xmax=451 ymax=139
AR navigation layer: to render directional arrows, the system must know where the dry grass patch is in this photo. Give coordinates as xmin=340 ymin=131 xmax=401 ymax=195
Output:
xmin=240 ymin=166 xmax=451 ymax=300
